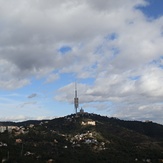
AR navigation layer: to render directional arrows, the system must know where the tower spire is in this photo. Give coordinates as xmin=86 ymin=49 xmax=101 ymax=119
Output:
xmin=74 ymin=82 xmax=79 ymax=114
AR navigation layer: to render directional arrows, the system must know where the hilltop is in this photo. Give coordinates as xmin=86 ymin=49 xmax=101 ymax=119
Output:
xmin=0 ymin=113 xmax=163 ymax=163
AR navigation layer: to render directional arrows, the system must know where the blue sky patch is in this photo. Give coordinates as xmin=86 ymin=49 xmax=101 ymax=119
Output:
xmin=80 ymin=78 xmax=95 ymax=86
xmin=105 ymin=33 xmax=118 ymax=41
xmin=59 ymin=46 xmax=72 ymax=54
xmin=111 ymin=47 xmax=119 ymax=56
xmin=129 ymin=76 xmax=141 ymax=81
xmin=136 ymin=0 xmax=163 ymax=19
xmin=149 ymin=56 xmax=163 ymax=68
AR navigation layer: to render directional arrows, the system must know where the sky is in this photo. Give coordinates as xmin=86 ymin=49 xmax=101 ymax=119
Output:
xmin=0 ymin=0 xmax=163 ymax=124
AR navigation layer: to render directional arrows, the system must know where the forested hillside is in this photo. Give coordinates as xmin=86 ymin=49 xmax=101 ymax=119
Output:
xmin=0 ymin=113 xmax=163 ymax=163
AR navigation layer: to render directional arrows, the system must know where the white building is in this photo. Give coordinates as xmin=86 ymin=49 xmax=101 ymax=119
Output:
xmin=81 ymin=121 xmax=96 ymax=126
xmin=0 ymin=126 xmax=7 ymax=133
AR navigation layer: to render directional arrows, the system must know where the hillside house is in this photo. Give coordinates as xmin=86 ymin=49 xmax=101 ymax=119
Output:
xmin=16 ymin=139 xmax=22 ymax=144
xmin=0 ymin=126 xmax=7 ymax=133
xmin=81 ymin=120 xmax=96 ymax=126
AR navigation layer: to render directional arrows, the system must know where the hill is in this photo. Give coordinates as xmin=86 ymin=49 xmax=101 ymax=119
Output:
xmin=0 ymin=113 xmax=163 ymax=163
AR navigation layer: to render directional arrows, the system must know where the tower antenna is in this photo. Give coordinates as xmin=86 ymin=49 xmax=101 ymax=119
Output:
xmin=74 ymin=82 xmax=79 ymax=114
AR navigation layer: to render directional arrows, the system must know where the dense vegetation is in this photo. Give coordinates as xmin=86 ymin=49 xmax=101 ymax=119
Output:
xmin=0 ymin=113 xmax=163 ymax=163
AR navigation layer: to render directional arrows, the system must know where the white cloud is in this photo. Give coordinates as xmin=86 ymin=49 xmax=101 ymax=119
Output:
xmin=0 ymin=0 xmax=154 ymax=86
xmin=56 ymin=64 xmax=163 ymax=124
xmin=0 ymin=0 xmax=163 ymax=123
xmin=45 ymin=73 xmax=59 ymax=83
xmin=0 ymin=115 xmax=56 ymax=122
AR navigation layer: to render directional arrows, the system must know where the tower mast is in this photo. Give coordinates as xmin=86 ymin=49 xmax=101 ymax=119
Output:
xmin=74 ymin=82 xmax=79 ymax=114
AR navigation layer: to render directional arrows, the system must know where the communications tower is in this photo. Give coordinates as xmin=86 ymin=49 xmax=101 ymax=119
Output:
xmin=74 ymin=82 xmax=79 ymax=114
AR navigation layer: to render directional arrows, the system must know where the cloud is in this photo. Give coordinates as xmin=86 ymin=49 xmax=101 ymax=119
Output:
xmin=0 ymin=0 xmax=163 ymax=123
xmin=0 ymin=0 xmax=150 ymax=86
xmin=28 ymin=93 xmax=37 ymax=99
xmin=0 ymin=115 xmax=56 ymax=122
xmin=56 ymin=64 xmax=163 ymax=124
xmin=20 ymin=101 xmax=37 ymax=108
xmin=45 ymin=73 xmax=59 ymax=83
xmin=0 ymin=115 xmax=31 ymax=122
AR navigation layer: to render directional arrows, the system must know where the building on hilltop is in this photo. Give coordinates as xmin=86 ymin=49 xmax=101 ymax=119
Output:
xmin=79 ymin=107 xmax=84 ymax=114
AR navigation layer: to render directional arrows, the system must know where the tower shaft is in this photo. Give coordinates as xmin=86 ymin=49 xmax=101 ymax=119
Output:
xmin=74 ymin=82 xmax=79 ymax=114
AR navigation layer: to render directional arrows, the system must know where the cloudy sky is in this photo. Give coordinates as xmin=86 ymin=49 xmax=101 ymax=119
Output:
xmin=0 ymin=0 xmax=163 ymax=124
